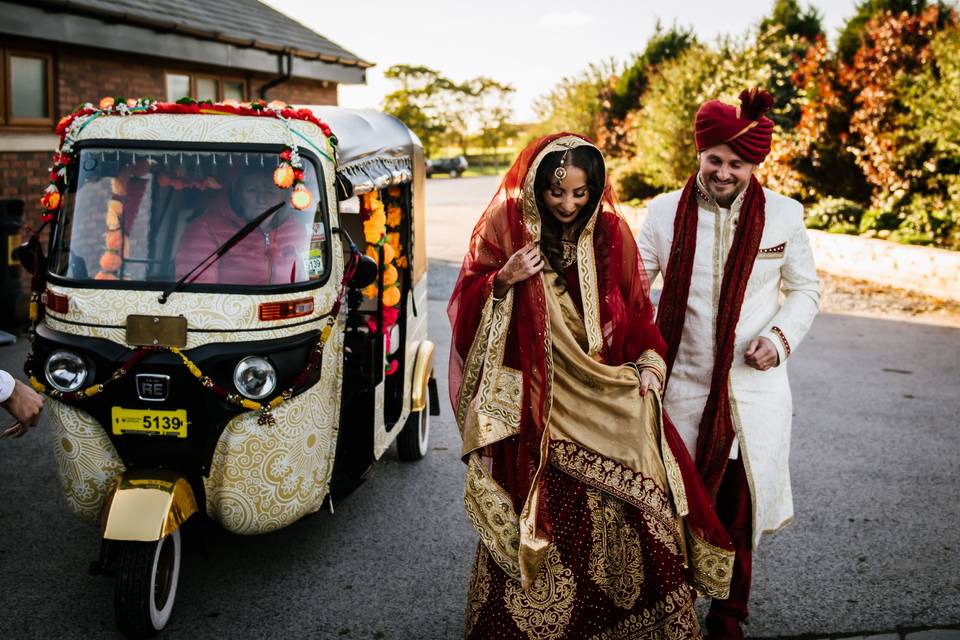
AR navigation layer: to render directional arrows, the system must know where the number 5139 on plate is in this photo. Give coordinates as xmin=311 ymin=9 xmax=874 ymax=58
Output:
xmin=112 ymin=407 xmax=188 ymax=438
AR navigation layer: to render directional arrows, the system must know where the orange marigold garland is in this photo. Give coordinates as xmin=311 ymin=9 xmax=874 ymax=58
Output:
xmin=359 ymin=187 xmax=409 ymax=375
xmin=96 ymin=173 xmax=130 ymax=279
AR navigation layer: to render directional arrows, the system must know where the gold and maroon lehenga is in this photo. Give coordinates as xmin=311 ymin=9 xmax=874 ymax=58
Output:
xmin=449 ymin=135 xmax=735 ymax=639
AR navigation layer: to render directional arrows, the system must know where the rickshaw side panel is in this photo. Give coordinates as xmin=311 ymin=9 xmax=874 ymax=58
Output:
xmin=49 ymin=399 xmax=126 ymax=524
xmin=372 ymin=242 xmax=430 ymax=460
xmin=202 ymin=320 xmax=346 ymax=535
xmin=411 ymin=143 xmax=428 ymax=285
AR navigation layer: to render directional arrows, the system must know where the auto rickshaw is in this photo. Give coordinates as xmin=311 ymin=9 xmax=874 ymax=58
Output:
xmin=18 ymin=98 xmax=439 ymax=636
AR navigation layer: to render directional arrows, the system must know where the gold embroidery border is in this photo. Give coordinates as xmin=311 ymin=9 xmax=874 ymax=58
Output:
xmin=548 ymin=439 xmax=679 ymax=536
xmin=463 ymin=452 xmax=522 ymax=581
xmin=588 ymin=585 xmax=699 ymax=640
xmin=520 ymin=136 xmax=605 ymax=358
xmin=456 ymin=292 xmax=496 ymax=430
xmin=728 ymin=385 xmax=760 ymax=548
xmin=687 ymin=527 xmax=735 ymax=599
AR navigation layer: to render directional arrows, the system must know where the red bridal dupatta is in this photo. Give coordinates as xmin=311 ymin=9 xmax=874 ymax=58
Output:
xmin=450 ymin=135 xmax=733 ymax=637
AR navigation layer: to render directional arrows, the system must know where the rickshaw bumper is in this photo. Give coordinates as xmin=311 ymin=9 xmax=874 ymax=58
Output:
xmin=100 ymin=470 xmax=198 ymax=542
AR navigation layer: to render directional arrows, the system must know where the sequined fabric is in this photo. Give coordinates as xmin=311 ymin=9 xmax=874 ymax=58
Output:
xmin=465 ymin=464 xmax=700 ymax=639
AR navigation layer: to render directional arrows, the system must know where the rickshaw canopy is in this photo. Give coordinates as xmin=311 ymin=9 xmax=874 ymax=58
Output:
xmin=302 ymin=107 xmax=422 ymax=197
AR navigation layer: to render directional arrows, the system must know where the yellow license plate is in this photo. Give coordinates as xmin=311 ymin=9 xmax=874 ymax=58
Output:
xmin=111 ymin=407 xmax=188 ymax=438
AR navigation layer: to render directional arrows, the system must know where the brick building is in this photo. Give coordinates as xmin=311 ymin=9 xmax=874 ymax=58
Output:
xmin=0 ymin=0 xmax=370 ymax=236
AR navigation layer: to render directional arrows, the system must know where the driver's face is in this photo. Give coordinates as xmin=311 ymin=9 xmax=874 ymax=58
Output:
xmin=234 ymin=172 xmax=278 ymax=220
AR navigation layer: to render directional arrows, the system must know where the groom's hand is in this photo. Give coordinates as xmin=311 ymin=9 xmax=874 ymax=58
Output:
xmin=744 ymin=337 xmax=779 ymax=371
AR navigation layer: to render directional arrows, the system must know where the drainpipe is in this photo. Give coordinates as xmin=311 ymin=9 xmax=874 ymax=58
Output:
xmin=259 ymin=50 xmax=293 ymax=99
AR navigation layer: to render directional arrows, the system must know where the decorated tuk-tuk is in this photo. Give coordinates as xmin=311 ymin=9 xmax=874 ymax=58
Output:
xmin=19 ymin=97 xmax=438 ymax=636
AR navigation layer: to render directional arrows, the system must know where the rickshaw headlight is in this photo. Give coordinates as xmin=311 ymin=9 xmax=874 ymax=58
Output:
xmin=44 ymin=350 xmax=88 ymax=393
xmin=233 ymin=356 xmax=277 ymax=400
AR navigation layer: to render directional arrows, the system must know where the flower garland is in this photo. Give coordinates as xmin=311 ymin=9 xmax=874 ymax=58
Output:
xmin=26 ymin=318 xmax=333 ymax=426
xmin=26 ymin=249 xmax=359 ymax=425
xmin=41 ymin=96 xmax=336 ymax=224
xmin=359 ymin=186 xmax=409 ymax=376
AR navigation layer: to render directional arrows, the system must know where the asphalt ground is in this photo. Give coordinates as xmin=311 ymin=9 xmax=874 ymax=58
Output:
xmin=0 ymin=175 xmax=957 ymax=638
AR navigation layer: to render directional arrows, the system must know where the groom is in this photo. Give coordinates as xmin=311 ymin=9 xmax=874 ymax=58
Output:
xmin=636 ymin=88 xmax=820 ymax=638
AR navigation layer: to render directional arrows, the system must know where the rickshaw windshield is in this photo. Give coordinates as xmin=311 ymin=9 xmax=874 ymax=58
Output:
xmin=49 ymin=146 xmax=329 ymax=289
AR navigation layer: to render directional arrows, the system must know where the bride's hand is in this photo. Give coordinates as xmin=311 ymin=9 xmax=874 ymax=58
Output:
xmin=639 ymin=369 xmax=661 ymax=396
xmin=493 ymin=242 xmax=543 ymax=297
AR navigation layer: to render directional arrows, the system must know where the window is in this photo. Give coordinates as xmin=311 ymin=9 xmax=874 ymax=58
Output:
xmin=1 ymin=49 xmax=54 ymax=127
xmin=51 ymin=146 xmax=328 ymax=289
xmin=165 ymin=74 xmax=190 ymax=102
xmin=165 ymin=72 xmax=247 ymax=102
xmin=195 ymin=76 xmax=218 ymax=102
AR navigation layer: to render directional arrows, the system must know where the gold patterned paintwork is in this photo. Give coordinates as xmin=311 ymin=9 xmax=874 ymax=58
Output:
xmin=76 ymin=114 xmax=326 ymax=150
xmin=49 ymin=401 xmax=126 ymax=524
xmin=202 ymin=322 xmax=344 ymax=535
xmin=43 ymin=284 xmax=340 ymax=348
xmin=48 ymin=112 xmax=342 ymax=347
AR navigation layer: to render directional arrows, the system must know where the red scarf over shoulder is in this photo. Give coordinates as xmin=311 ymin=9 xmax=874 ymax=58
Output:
xmin=656 ymin=174 xmax=766 ymax=499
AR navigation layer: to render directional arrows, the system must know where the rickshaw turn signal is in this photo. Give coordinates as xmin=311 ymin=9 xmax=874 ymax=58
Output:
xmin=258 ymin=297 xmax=315 ymax=321
xmin=43 ymin=288 xmax=69 ymax=313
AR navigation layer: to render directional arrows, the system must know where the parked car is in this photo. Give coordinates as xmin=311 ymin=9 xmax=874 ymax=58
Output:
xmin=426 ymin=155 xmax=468 ymax=178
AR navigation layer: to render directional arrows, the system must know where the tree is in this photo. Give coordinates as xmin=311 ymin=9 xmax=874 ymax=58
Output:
xmin=473 ymin=78 xmax=516 ymax=160
xmin=836 ymin=0 xmax=930 ymax=61
xmin=381 ymin=65 xmax=448 ymax=156
xmin=597 ymin=23 xmax=696 ymax=155
xmin=627 ymin=44 xmax=718 ymax=191
xmin=760 ymin=0 xmax=825 ymax=41
xmin=531 ymin=60 xmax=616 ymax=142
xmin=840 ymin=5 xmax=960 ymax=244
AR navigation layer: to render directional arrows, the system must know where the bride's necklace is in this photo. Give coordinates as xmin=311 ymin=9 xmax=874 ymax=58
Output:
xmin=560 ymin=239 xmax=577 ymax=269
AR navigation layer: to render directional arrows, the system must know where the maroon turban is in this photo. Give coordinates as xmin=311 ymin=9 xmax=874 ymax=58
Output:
xmin=694 ymin=88 xmax=775 ymax=164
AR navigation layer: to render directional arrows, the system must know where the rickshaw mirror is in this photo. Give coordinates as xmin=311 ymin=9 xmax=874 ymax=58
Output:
xmin=350 ymin=255 xmax=378 ymax=289
xmin=14 ymin=238 xmax=43 ymax=275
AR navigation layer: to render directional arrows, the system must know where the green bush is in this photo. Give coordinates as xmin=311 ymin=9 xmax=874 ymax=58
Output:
xmin=805 ymin=197 xmax=865 ymax=231
xmin=608 ymin=161 xmax=660 ymax=201
xmin=858 ymin=206 xmax=903 ymax=235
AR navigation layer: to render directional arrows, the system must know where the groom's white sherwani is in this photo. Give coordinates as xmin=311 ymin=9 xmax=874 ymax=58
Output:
xmin=637 ymin=179 xmax=820 ymax=546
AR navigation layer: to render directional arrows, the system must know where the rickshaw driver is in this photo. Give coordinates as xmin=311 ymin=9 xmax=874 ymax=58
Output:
xmin=175 ymin=166 xmax=312 ymax=286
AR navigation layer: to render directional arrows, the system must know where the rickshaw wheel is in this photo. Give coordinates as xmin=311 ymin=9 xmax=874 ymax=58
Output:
xmin=114 ymin=528 xmax=182 ymax=638
xmin=397 ymin=408 xmax=430 ymax=461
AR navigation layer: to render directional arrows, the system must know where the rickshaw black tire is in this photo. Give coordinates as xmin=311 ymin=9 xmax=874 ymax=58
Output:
xmin=115 ymin=529 xmax=181 ymax=638
xmin=397 ymin=408 xmax=430 ymax=462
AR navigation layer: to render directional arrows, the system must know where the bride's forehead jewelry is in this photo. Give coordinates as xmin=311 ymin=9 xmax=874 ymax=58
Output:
xmin=554 ymin=148 xmax=570 ymax=182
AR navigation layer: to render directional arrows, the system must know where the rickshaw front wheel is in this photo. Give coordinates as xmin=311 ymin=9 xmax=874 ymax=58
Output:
xmin=397 ymin=408 xmax=430 ymax=461
xmin=114 ymin=528 xmax=182 ymax=638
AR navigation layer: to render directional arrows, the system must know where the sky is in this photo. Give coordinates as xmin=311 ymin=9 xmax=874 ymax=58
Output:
xmin=263 ymin=0 xmax=860 ymax=122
